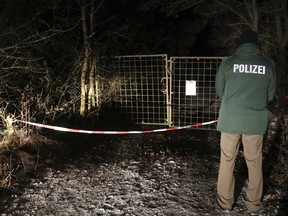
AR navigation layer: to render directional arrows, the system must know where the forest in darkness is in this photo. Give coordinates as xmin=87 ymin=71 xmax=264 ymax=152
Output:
xmin=0 ymin=0 xmax=287 ymax=120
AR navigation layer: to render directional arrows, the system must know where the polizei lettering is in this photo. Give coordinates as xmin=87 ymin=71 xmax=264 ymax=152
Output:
xmin=233 ymin=64 xmax=265 ymax=75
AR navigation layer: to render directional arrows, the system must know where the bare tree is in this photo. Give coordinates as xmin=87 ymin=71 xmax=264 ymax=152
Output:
xmin=78 ymin=0 xmax=106 ymax=116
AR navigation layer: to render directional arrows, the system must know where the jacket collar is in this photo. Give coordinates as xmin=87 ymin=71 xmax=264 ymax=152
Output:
xmin=235 ymin=43 xmax=260 ymax=55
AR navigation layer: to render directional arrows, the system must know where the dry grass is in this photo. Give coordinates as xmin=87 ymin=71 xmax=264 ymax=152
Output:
xmin=0 ymin=127 xmax=57 ymax=153
xmin=0 ymin=155 xmax=15 ymax=189
xmin=0 ymin=116 xmax=58 ymax=192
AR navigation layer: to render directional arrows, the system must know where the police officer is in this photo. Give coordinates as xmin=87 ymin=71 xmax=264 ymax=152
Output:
xmin=215 ymin=30 xmax=277 ymax=214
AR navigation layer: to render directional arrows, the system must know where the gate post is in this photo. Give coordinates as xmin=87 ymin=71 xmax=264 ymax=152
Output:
xmin=166 ymin=58 xmax=173 ymax=126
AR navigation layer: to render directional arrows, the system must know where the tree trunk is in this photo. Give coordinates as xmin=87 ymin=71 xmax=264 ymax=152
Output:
xmin=88 ymin=57 xmax=96 ymax=111
xmin=80 ymin=4 xmax=90 ymax=116
xmin=245 ymin=0 xmax=259 ymax=31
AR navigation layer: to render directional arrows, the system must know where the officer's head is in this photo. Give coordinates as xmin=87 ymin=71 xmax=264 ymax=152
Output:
xmin=237 ymin=31 xmax=258 ymax=47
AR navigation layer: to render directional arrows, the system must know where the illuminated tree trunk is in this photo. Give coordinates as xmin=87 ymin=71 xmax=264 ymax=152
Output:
xmin=88 ymin=57 xmax=96 ymax=111
xmin=80 ymin=3 xmax=90 ymax=116
xmin=95 ymin=76 xmax=100 ymax=107
xmin=87 ymin=1 xmax=97 ymax=113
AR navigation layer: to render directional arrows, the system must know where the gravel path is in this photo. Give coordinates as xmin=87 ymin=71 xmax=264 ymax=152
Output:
xmin=0 ymin=129 xmax=287 ymax=216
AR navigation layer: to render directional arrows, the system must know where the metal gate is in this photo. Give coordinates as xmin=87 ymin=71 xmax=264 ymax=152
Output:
xmin=169 ymin=57 xmax=224 ymax=128
xmin=104 ymin=55 xmax=224 ymax=129
xmin=107 ymin=55 xmax=169 ymax=125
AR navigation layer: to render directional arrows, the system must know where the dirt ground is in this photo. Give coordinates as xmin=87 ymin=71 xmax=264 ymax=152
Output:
xmin=0 ymin=117 xmax=287 ymax=216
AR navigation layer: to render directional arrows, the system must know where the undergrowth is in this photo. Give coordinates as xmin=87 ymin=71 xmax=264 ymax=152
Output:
xmin=0 ymin=114 xmax=58 ymax=193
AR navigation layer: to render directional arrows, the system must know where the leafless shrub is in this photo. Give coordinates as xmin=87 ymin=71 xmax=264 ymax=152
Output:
xmin=97 ymin=74 xmax=124 ymax=105
xmin=0 ymin=101 xmax=58 ymax=153
xmin=0 ymin=154 xmax=21 ymax=193
xmin=0 ymin=128 xmax=54 ymax=154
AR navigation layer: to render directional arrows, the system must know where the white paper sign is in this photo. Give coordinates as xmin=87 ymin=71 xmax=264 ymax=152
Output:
xmin=185 ymin=80 xmax=196 ymax=96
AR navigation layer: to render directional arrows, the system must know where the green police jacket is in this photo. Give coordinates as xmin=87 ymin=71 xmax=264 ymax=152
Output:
xmin=215 ymin=43 xmax=276 ymax=135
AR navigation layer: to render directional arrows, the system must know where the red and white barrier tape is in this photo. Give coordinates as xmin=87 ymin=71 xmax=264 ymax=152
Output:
xmin=16 ymin=119 xmax=218 ymax=135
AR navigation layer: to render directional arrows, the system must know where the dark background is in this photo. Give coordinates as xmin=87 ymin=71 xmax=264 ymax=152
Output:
xmin=0 ymin=0 xmax=287 ymax=118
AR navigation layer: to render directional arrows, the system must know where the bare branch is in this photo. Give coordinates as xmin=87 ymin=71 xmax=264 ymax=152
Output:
xmin=215 ymin=0 xmax=250 ymax=27
xmin=244 ymin=0 xmax=259 ymax=31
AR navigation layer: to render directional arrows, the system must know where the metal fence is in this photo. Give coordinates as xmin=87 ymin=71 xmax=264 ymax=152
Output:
xmin=100 ymin=55 xmax=224 ymax=129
